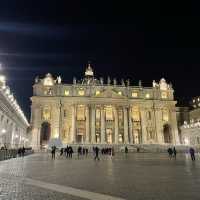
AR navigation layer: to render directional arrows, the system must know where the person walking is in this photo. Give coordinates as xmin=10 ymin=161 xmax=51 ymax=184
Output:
xmin=94 ymin=146 xmax=100 ymax=161
xmin=167 ymin=147 xmax=173 ymax=159
xmin=51 ymin=146 xmax=56 ymax=160
xmin=85 ymin=148 xmax=88 ymax=157
xmin=125 ymin=146 xmax=128 ymax=154
xmin=189 ymin=147 xmax=195 ymax=161
xmin=69 ymin=146 xmax=73 ymax=158
xmin=60 ymin=148 xmax=64 ymax=156
xmin=173 ymin=147 xmax=177 ymax=159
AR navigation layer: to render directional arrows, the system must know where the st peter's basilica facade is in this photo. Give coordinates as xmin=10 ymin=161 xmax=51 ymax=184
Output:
xmin=31 ymin=64 xmax=179 ymax=149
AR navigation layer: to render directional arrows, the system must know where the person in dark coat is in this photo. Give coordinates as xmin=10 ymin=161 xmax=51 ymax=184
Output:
xmin=167 ymin=148 xmax=173 ymax=159
xmin=22 ymin=146 xmax=25 ymax=157
xmin=189 ymin=147 xmax=195 ymax=161
xmin=125 ymin=146 xmax=128 ymax=154
xmin=85 ymin=148 xmax=88 ymax=157
xmin=51 ymin=146 xmax=56 ymax=160
xmin=60 ymin=148 xmax=64 ymax=156
xmin=173 ymin=147 xmax=177 ymax=159
xmin=94 ymin=146 xmax=100 ymax=160
xmin=69 ymin=146 xmax=73 ymax=158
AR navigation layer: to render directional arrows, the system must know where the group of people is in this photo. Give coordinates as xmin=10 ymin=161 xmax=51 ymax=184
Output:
xmin=51 ymin=145 xmax=197 ymax=162
xmin=59 ymin=146 xmax=74 ymax=158
xmin=100 ymin=147 xmax=114 ymax=155
xmin=77 ymin=146 xmax=89 ymax=157
xmin=167 ymin=146 xmax=196 ymax=161
xmin=18 ymin=146 xmax=26 ymax=157
xmin=167 ymin=147 xmax=177 ymax=159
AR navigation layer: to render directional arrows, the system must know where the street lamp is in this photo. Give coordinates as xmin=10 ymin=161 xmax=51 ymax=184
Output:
xmin=1 ymin=129 xmax=6 ymax=134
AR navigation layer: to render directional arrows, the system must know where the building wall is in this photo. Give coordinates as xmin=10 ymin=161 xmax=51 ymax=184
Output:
xmin=0 ymin=77 xmax=29 ymax=148
xmin=31 ymin=68 xmax=179 ymax=149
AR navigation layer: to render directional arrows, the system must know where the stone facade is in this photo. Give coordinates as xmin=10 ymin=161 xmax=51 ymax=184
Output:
xmin=0 ymin=73 xmax=29 ymax=148
xmin=180 ymin=100 xmax=200 ymax=146
xmin=31 ymin=64 xmax=179 ymax=149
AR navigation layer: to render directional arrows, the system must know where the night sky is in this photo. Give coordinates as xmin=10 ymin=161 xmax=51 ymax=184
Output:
xmin=0 ymin=1 xmax=199 ymax=120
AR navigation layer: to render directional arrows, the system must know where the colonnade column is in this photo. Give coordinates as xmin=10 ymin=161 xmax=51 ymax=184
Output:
xmin=123 ymin=107 xmax=129 ymax=144
xmin=101 ymin=106 xmax=105 ymax=143
xmin=171 ymin=109 xmax=180 ymax=145
xmin=71 ymin=104 xmax=76 ymax=143
xmin=91 ymin=105 xmax=96 ymax=143
xmin=128 ymin=106 xmax=133 ymax=144
xmin=140 ymin=108 xmax=147 ymax=144
xmin=154 ymin=108 xmax=163 ymax=143
xmin=85 ymin=105 xmax=90 ymax=143
xmin=114 ymin=107 xmax=119 ymax=144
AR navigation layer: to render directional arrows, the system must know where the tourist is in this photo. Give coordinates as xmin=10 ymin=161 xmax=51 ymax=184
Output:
xmin=173 ymin=147 xmax=177 ymax=159
xmin=64 ymin=147 xmax=68 ymax=157
xmin=85 ymin=148 xmax=88 ymax=157
xmin=111 ymin=147 xmax=115 ymax=157
xmin=94 ymin=146 xmax=100 ymax=161
xmin=189 ymin=147 xmax=195 ymax=161
xmin=69 ymin=146 xmax=73 ymax=158
xmin=125 ymin=146 xmax=128 ymax=154
xmin=83 ymin=148 xmax=85 ymax=155
xmin=22 ymin=146 xmax=26 ymax=157
xmin=137 ymin=147 xmax=140 ymax=153
xmin=78 ymin=146 xmax=82 ymax=158
xmin=167 ymin=147 xmax=173 ymax=159
xmin=51 ymin=146 xmax=56 ymax=160
xmin=60 ymin=148 xmax=64 ymax=156
xmin=18 ymin=148 xmax=22 ymax=157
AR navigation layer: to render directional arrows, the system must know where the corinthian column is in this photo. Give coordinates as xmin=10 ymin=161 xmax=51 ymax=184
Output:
xmin=101 ymin=107 xmax=105 ymax=143
xmin=129 ymin=106 xmax=133 ymax=144
xmin=123 ymin=107 xmax=129 ymax=144
xmin=114 ymin=107 xmax=119 ymax=144
xmin=85 ymin=105 xmax=90 ymax=143
xmin=140 ymin=107 xmax=147 ymax=144
xmin=71 ymin=105 xmax=76 ymax=143
xmin=91 ymin=105 xmax=96 ymax=143
xmin=170 ymin=109 xmax=180 ymax=145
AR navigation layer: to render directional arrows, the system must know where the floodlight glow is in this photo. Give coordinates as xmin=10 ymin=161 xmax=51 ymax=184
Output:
xmin=1 ymin=129 xmax=6 ymax=134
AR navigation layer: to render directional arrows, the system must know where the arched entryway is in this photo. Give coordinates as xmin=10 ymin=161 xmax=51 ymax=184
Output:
xmin=163 ymin=124 xmax=172 ymax=143
xmin=40 ymin=122 xmax=51 ymax=146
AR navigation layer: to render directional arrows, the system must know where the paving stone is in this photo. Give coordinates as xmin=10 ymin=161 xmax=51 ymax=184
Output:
xmin=0 ymin=152 xmax=200 ymax=200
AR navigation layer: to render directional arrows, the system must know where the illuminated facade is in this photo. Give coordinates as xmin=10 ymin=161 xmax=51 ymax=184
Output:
xmin=0 ymin=73 xmax=29 ymax=148
xmin=31 ymin=64 xmax=179 ymax=149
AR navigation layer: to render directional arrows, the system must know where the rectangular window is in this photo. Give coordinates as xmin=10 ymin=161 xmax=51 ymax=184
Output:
xmin=161 ymin=91 xmax=167 ymax=99
xmin=147 ymin=111 xmax=151 ymax=120
xmin=64 ymin=110 xmax=67 ymax=118
xmin=162 ymin=110 xmax=169 ymax=121
xmin=106 ymin=106 xmax=113 ymax=120
xmin=77 ymin=106 xmax=85 ymax=120
xmin=132 ymin=92 xmax=138 ymax=98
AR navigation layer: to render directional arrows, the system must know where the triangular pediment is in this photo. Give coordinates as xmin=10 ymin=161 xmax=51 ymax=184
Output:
xmin=96 ymin=88 xmax=126 ymax=98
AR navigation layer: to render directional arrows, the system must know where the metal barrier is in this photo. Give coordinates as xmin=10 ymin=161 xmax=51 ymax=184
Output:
xmin=0 ymin=149 xmax=34 ymax=161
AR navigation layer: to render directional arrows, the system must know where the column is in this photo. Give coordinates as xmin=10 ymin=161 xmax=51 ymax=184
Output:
xmin=129 ymin=107 xmax=133 ymax=144
xmin=91 ymin=105 xmax=96 ymax=143
xmin=31 ymin=106 xmax=41 ymax=150
xmin=85 ymin=105 xmax=90 ymax=143
xmin=171 ymin=109 xmax=180 ymax=145
xmin=114 ymin=107 xmax=119 ymax=144
xmin=101 ymin=106 xmax=105 ymax=143
xmin=71 ymin=104 xmax=76 ymax=143
xmin=140 ymin=108 xmax=147 ymax=144
xmin=154 ymin=108 xmax=163 ymax=144
xmin=123 ymin=107 xmax=129 ymax=144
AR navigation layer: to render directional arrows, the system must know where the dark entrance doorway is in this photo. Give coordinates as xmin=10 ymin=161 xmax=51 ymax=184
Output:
xmin=163 ymin=124 xmax=172 ymax=143
xmin=40 ymin=122 xmax=51 ymax=146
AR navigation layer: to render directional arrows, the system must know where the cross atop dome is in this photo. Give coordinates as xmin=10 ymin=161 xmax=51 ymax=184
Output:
xmin=85 ymin=62 xmax=94 ymax=76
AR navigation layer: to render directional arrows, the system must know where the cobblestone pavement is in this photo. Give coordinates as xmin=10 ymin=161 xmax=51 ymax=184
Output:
xmin=0 ymin=152 xmax=200 ymax=200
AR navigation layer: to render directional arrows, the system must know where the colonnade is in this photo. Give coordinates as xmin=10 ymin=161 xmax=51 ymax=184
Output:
xmin=70 ymin=104 xmax=132 ymax=144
